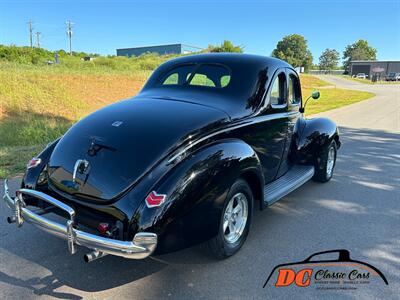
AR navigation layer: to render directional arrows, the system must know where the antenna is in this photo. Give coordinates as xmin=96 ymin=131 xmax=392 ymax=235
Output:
xmin=66 ymin=20 xmax=74 ymax=55
xmin=36 ymin=32 xmax=41 ymax=48
xmin=27 ymin=20 xmax=34 ymax=48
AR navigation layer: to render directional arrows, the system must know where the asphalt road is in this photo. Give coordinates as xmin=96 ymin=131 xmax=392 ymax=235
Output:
xmin=1 ymin=76 xmax=399 ymax=299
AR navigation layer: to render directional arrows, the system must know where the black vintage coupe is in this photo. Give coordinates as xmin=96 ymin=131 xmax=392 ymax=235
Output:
xmin=3 ymin=54 xmax=340 ymax=262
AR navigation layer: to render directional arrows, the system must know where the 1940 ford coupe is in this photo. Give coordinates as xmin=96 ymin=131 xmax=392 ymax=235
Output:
xmin=3 ymin=54 xmax=340 ymax=262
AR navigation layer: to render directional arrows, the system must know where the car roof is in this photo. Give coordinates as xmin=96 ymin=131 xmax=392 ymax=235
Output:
xmin=160 ymin=53 xmax=292 ymax=69
xmin=140 ymin=53 xmax=294 ymax=119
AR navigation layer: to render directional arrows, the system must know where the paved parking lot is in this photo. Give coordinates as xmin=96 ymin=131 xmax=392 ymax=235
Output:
xmin=1 ymin=76 xmax=399 ymax=299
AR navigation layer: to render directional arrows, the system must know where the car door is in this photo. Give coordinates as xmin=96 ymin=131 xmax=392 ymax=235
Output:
xmin=275 ymin=68 xmax=302 ymax=178
xmin=257 ymin=68 xmax=289 ymax=183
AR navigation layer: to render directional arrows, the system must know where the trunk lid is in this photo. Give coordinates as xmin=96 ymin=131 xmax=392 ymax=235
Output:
xmin=47 ymin=97 xmax=229 ymax=202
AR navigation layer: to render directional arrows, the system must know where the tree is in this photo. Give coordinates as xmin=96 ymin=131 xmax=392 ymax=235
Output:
xmin=271 ymin=34 xmax=313 ymax=70
xmin=206 ymin=40 xmax=243 ymax=53
xmin=319 ymin=48 xmax=340 ymax=71
xmin=342 ymin=39 xmax=377 ymax=72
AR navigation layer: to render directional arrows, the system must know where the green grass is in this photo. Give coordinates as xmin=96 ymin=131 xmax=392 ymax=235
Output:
xmin=338 ymin=75 xmax=400 ymax=84
xmin=300 ymin=74 xmax=374 ymax=115
xmin=305 ymin=89 xmax=374 ymax=115
xmin=0 ymin=62 xmax=154 ymax=177
xmin=300 ymin=74 xmax=332 ymax=88
xmin=0 ymin=64 xmax=374 ymax=178
xmin=0 ymin=145 xmax=45 ymax=178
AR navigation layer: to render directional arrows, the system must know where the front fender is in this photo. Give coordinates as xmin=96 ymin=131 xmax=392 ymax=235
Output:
xmin=133 ymin=139 xmax=263 ymax=254
xmin=293 ymin=117 xmax=340 ymax=164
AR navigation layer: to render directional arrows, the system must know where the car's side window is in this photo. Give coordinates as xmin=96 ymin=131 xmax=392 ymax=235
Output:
xmin=288 ymin=73 xmax=301 ymax=105
xmin=270 ymin=72 xmax=287 ymax=107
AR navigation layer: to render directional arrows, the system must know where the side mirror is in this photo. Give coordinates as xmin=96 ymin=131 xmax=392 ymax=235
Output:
xmin=299 ymin=90 xmax=320 ymax=113
xmin=312 ymin=90 xmax=320 ymax=99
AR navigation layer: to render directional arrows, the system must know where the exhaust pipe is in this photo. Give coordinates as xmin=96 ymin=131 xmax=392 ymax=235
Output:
xmin=84 ymin=250 xmax=107 ymax=263
xmin=7 ymin=216 xmax=16 ymax=224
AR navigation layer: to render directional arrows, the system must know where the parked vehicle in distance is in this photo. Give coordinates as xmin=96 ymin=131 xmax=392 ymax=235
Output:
xmin=3 ymin=54 xmax=340 ymax=262
xmin=386 ymin=72 xmax=400 ymax=81
xmin=355 ymin=73 xmax=367 ymax=79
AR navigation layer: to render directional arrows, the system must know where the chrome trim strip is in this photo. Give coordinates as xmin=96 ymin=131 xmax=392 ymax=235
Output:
xmin=168 ymin=111 xmax=300 ymax=163
xmin=2 ymin=180 xmax=157 ymax=260
xmin=72 ymin=159 xmax=89 ymax=184
xmin=72 ymin=159 xmax=81 ymax=183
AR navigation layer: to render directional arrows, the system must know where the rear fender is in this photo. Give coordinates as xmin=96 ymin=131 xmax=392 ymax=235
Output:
xmin=133 ymin=139 xmax=264 ymax=254
xmin=22 ymin=138 xmax=60 ymax=190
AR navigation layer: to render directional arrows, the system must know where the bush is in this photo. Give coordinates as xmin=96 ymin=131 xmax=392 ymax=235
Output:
xmin=0 ymin=45 xmax=53 ymax=64
xmin=31 ymin=55 xmax=40 ymax=65
xmin=0 ymin=45 xmax=183 ymax=73
xmin=0 ymin=45 xmax=102 ymax=65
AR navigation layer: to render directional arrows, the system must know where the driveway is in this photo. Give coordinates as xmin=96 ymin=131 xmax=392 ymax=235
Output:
xmin=1 ymin=76 xmax=399 ymax=299
xmin=313 ymin=75 xmax=400 ymax=131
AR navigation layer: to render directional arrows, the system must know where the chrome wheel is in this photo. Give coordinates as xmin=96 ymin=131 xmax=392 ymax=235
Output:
xmin=223 ymin=192 xmax=248 ymax=244
xmin=326 ymin=146 xmax=335 ymax=177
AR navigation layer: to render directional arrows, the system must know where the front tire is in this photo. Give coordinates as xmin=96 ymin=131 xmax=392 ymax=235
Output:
xmin=207 ymin=178 xmax=253 ymax=259
xmin=313 ymin=140 xmax=337 ymax=183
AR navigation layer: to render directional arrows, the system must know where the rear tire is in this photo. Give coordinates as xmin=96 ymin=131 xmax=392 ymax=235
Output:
xmin=207 ymin=178 xmax=253 ymax=259
xmin=313 ymin=140 xmax=337 ymax=183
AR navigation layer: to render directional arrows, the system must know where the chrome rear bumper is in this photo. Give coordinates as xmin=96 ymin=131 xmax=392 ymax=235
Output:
xmin=2 ymin=179 xmax=157 ymax=261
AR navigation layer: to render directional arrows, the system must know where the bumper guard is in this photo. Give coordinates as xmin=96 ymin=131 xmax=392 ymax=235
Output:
xmin=2 ymin=179 xmax=157 ymax=261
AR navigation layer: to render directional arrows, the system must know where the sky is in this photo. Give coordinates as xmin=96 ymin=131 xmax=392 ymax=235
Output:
xmin=0 ymin=0 xmax=399 ymax=64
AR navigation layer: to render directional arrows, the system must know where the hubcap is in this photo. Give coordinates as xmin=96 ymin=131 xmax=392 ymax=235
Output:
xmin=326 ymin=147 xmax=335 ymax=177
xmin=223 ymin=192 xmax=248 ymax=244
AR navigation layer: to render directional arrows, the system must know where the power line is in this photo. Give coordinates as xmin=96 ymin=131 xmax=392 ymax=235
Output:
xmin=36 ymin=32 xmax=41 ymax=48
xmin=66 ymin=20 xmax=74 ymax=55
xmin=27 ymin=20 xmax=33 ymax=48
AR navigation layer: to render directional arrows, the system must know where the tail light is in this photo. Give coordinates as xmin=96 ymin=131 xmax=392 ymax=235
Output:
xmin=27 ymin=157 xmax=41 ymax=169
xmin=97 ymin=223 xmax=109 ymax=235
xmin=145 ymin=191 xmax=167 ymax=208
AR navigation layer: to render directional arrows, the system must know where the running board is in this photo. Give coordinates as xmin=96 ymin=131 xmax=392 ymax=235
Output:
xmin=264 ymin=165 xmax=314 ymax=206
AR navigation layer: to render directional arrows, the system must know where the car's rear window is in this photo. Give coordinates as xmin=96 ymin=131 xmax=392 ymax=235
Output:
xmin=160 ymin=63 xmax=231 ymax=88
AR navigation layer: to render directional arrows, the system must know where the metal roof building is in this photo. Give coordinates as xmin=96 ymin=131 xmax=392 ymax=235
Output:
xmin=349 ymin=60 xmax=400 ymax=77
xmin=116 ymin=43 xmax=202 ymax=57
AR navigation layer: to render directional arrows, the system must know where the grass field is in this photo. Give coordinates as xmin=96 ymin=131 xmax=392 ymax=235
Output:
xmin=300 ymin=74 xmax=374 ymax=115
xmin=0 ymin=63 xmax=374 ymax=178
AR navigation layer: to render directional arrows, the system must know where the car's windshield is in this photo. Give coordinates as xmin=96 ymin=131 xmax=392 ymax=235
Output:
xmin=389 ymin=73 xmax=395 ymax=76
xmin=159 ymin=63 xmax=231 ymax=88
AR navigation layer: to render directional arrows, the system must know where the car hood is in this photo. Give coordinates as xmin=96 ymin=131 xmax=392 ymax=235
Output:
xmin=47 ymin=97 xmax=229 ymax=202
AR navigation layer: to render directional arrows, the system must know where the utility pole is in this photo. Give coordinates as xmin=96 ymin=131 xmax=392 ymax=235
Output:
xmin=36 ymin=32 xmax=41 ymax=48
xmin=27 ymin=20 xmax=33 ymax=48
xmin=66 ymin=20 xmax=74 ymax=55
